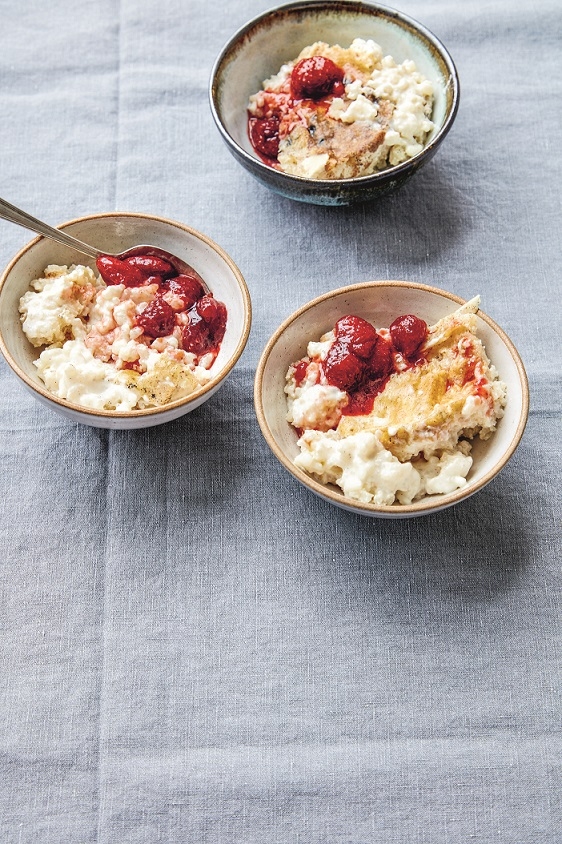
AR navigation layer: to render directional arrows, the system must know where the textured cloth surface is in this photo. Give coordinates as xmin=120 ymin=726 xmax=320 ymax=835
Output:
xmin=0 ymin=1 xmax=560 ymax=842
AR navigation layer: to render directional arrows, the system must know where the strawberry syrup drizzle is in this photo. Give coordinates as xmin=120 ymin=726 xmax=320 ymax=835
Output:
xmin=95 ymin=253 xmax=227 ymax=364
xmin=295 ymin=313 xmax=429 ymax=418
xmin=248 ymin=55 xmax=346 ymax=161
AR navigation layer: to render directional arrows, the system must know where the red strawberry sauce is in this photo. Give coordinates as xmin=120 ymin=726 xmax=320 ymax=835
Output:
xmin=248 ymin=54 xmax=346 ymax=163
xmin=293 ymin=313 xmax=429 ymax=417
xmin=95 ymin=252 xmax=227 ymax=363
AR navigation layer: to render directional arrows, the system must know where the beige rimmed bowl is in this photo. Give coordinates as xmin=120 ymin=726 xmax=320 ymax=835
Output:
xmin=210 ymin=0 xmax=459 ymax=206
xmin=254 ymin=282 xmax=529 ymax=518
xmin=0 ymin=212 xmax=252 ymax=429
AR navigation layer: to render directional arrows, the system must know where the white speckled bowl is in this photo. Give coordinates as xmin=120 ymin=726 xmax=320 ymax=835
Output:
xmin=210 ymin=0 xmax=459 ymax=205
xmin=0 ymin=212 xmax=252 ymax=429
xmin=254 ymin=282 xmax=529 ymax=518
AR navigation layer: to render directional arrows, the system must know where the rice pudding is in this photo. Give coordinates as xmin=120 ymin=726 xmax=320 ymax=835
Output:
xmin=285 ymin=297 xmax=507 ymax=506
xmin=248 ymin=38 xmax=434 ymax=179
xmin=19 ymin=255 xmax=227 ymax=412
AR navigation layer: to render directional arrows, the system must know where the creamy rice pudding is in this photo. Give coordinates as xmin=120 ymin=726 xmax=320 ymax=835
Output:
xmin=285 ymin=298 xmax=507 ymax=506
xmin=19 ymin=255 xmax=227 ymax=412
xmin=248 ymin=38 xmax=434 ymax=179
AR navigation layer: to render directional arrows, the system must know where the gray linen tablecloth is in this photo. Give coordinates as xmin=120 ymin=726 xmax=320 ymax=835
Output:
xmin=0 ymin=0 xmax=560 ymax=842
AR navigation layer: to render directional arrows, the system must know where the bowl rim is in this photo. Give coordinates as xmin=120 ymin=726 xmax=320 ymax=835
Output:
xmin=0 ymin=210 xmax=252 ymax=420
xmin=209 ymin=0 xmax=460 ymax=187
xmin=254 ymin=280 xmax=530 ymax=516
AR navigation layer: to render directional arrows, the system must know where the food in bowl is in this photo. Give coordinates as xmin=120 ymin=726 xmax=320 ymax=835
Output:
xmin=19 ymin=252 xmax=227 ymax=411
xmin=285 ymin=296 xmax=507 ymax=506
xmin=248 ymin=37 xmax=434 ymax=179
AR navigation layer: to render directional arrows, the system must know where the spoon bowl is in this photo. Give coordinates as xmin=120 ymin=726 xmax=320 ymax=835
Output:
xmin=106 ymin=244 xmax=200 ymax=278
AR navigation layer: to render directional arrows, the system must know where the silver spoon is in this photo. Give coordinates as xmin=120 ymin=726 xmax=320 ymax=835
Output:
xmin=0 ymin=196 xmax=198 ymax=277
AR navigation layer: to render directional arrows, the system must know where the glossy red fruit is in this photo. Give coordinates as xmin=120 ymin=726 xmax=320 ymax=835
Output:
xmin=181 ymin=312 xmax=210 ymax=355
xmin=334 ymin=315 xmax=378 ymax=360
xmin=181 ymin=297 xmax=227 ymax=356
xmin=249 ymin=116 xmax=280 ymax=159
xmin=368 ymin=335 xmax=394 ymax=378
xmin=136 ymin=296 xmax=176 ymax=338
xmin=332 ymin=80 xmax=345 ymax=98
xmin=124 ymin=255 xmax=175 ymax=279
xmin=389 ymin=314 xmax=428 ymax=358
xmin=163 ymin=274 xmax=205 ymax=310
xmin=96 ymin=255 xmax=145 ymax=287
xmin=196 ymin=295 xmax=227 ymax=330
xmin=323 ymin=340 xmax=365 ymax=391
xmin=291 ymin=56 xmax=344 ymax=100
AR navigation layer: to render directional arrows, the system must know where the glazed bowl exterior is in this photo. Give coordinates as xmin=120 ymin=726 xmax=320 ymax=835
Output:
xmin=210 ymin=0 xmax=459 ymax=206
xmin=0 ymin=212 xmax=252 ymax=429
xmin=254 ymin=282 xmax=529 ymax=518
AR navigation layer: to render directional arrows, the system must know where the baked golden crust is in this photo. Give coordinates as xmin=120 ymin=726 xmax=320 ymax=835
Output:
xmin=278 ymin=116 xmax=387 ymax=179
xmin=337 ymin=298 xmax=507 ymax=461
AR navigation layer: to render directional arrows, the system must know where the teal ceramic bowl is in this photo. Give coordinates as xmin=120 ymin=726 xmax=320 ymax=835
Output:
xmin=210 ymin=0 xmax=459 ymax=206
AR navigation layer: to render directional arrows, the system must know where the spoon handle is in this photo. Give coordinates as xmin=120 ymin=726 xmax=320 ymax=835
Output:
xmin=0 ymin=197 xmax=101 ymax=260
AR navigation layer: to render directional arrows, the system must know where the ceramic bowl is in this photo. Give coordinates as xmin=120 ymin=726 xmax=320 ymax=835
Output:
xmin=210 ymin=0 xmax=459 ymax=206
xmin=0 ymin=212 xmax=252 ymax=429
xmin=254 ymin=282 xmax=529 ymax=518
